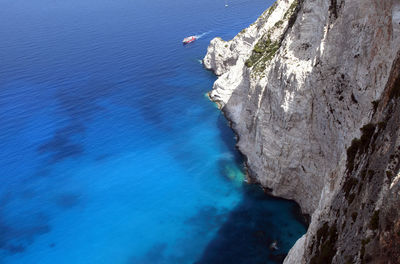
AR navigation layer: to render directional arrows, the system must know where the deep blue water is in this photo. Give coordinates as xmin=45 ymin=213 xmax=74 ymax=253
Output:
xmin=0 ymin=0 xmax=306 ymax=263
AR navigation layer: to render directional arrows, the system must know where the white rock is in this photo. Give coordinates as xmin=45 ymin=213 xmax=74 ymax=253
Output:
xmin=204 ymin=0 xmax=400 ymax=262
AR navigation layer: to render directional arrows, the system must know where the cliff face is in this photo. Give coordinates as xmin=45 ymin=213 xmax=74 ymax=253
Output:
xmin=204 ymin=0 xmax=400 ymax=262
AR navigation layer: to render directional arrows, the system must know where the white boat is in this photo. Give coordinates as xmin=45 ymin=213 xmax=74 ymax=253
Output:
xmin=183 ymin=36 xmax=196 ymax=44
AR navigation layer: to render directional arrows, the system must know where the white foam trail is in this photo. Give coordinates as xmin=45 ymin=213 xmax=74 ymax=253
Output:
xmin=195 ymin=31 xmax=212 ymax=39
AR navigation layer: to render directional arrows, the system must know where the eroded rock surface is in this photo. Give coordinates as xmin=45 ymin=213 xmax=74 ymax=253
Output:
xmin=204 ymin=0 xmax=400 ymax=262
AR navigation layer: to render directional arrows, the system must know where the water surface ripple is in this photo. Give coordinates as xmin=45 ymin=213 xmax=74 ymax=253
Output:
xmin=0 ymin=0 xmax=306 ymax=263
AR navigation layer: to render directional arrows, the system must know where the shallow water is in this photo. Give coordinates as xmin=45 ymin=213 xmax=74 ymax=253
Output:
xmin=0 ymin=0 xmax=306 ymax=263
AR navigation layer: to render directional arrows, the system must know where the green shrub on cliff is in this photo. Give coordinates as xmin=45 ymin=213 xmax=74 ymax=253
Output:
xmin=245 ymin=35 xmax=280 ymax=71
xmin=283 ymin=0 xmax=298 ymax=19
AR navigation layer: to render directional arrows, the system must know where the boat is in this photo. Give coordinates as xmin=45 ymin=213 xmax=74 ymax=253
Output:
xmin=183 ymin=36 xmax=196 ymax=44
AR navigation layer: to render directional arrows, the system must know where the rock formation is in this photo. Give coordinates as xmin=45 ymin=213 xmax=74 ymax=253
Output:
xmin=204 ymin=0 xmax=400 ymax=262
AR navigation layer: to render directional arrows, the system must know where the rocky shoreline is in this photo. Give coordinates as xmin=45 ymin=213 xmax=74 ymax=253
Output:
xmin=204 ymin=0 xmax=400 ymax=262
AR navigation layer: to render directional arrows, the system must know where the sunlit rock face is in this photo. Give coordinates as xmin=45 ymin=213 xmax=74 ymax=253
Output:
xmin=205 ymin=0 xmax=400 ymax=262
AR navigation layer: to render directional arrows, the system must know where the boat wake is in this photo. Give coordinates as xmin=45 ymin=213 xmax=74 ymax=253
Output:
xmin=182 ymin=31 xmax=212 ymax=45
xmin=194 ymin=31 xmax=212 ymax=39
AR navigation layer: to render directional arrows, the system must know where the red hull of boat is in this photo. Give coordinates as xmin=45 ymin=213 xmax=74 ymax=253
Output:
xmin=183 ymin=36 xmax=196 ymax=44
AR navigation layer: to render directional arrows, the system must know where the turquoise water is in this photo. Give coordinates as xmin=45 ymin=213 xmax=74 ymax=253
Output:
xmin=0 ymin=0 xmax=306 ymax=263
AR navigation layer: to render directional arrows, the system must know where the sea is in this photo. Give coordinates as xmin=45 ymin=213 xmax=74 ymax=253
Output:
xmin=0 ymin=0 xmax=307 ymax=263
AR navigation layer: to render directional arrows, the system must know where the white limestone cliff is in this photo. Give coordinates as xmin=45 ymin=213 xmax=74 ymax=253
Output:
xmin=204 ymin=0 xmax=400 ymax=262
